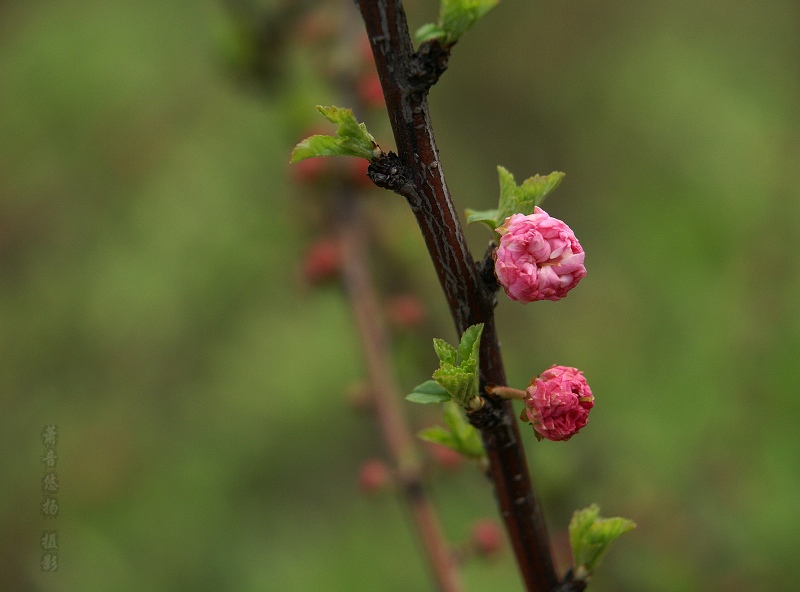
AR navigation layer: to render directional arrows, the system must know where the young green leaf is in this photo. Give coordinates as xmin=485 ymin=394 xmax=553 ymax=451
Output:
xmin=464 ymin=208 xmax=500 ymax=232
xmin=433 ymin=338 xmax=458 ymax=366
xmin=465 ymin=167 xmax=565 ymax=232
xmin=496 ymin=166 xmax=565 ymax=222
xmin=409 ymin=324 xmax=485 ymax=409
xmin=427 ymin=323 xmax=484 ymax=407
xmin=290 ymin=105 xmax=381 ymax=163
xmin=415 ymin=23 xmax=447 ymax=43
xmin=442 ymin=402 xmax=485 ymax=459
xmin=417 ymin=426 xmax=457 ymax=448
xmin=457 ymin=323 xmax=483 ymax=368
xmin=418 ymin=402 xmax=485 ymax=460
xmin=415 ymin=0 xmax=499 ymax=46
xmin=569 ymin=504 xmax=636 ymax=580
xmin=432 ymin=364 xmax=473 ymax=405
xmin=406 ymin=380 xmax=451 ymax=404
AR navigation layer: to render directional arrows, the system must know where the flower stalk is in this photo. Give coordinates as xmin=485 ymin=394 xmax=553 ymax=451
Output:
xmin=485 ymin=385 xmax=527 ymax=400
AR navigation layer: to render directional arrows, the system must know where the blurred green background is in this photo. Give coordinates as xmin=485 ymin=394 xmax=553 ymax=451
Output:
xmin=1 ymin=0 xmax=798 ymax=590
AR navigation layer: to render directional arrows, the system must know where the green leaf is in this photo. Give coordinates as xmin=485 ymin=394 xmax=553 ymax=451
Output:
xmin=406 ymin=392 xmax=451 ymax=404
xmin=290 ymin=105 xmax=381 ymax=163
xmin=432 ymin=364 xmax=473 ymax=405
xmin=433 ymin=338 xmax=458 ymax=366
xmin=496 ymin=166 xmax=565 ymax=223
xmin=442 ymin=402 xmax=485 ymax=459
xmin=418 ymin=403 xmax=485 ymax=460
xmin=440 ymin=0 xmax=499 ymax=44
xmin=415 ymin=0 xmax=499 ymax=46
xmin=465 ymin=208 xmax=500 ymax=231
xmin=442 ymin=400 xmax=469 ymax=442
xmin=466 ymin=168 xmax=565 ymax=231
xmin=406 ymin=380 xmax=451 ymax=404
xmin=459 ymin=424 xmax=485 ymax=459
xmin=415 ymin=23 xmax=447 ymax=43
xmin=569 ymin=504 xmax=636 ymax=579
xmin=417 ymin=426 xmax=458 ymax=448
xmin=425 ymin=324 xmax=485 ymax=407
xmin=495 ymin=165 xmax=519 ymax=221
xmin=457 ymin=323 xmax=483 ymax=367
xmin=509 ymin=171 xmax=565 ymax=218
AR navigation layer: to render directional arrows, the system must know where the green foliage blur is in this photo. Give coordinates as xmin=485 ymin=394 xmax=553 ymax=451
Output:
xmin=2 ymin=0 xmax=798 ymax=590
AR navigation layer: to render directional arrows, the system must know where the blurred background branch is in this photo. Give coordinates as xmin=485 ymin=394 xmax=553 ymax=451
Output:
xmin=336 ymin=187 xmax=464 ymax=592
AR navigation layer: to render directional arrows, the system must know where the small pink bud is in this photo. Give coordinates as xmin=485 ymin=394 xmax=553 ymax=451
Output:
xmin=302 ymin=239 xmax=341 ymax=284
xmin=348 ymin=157 xmax=373 ymax=188
xmin=471 ymin=519 xmax=504 ymax=557
xmin=357 ymin=34 xmax=374 ymax=64
xmin=357 ymin=72 xmax=385 ymax=108
xmin=290 ymin=156 xmax=329 ymax=185
xmin=494 ymin=209 xmax=586 ymax=302
xmin=386 ymin=294 xmax=427 ymax=329
xmin=426 ymin=442 xmax=464 ymax=471
xmin=295 ymin=10 xmax=337 ymax=45
xmin=523 ymin=365 xmax=593 ymax=442
xmin=358 ymin=459 xmax=390 ymax=494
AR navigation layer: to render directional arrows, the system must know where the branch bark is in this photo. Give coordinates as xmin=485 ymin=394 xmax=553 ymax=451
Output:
xmin=354 ymin=1 xmax=559 ymax=590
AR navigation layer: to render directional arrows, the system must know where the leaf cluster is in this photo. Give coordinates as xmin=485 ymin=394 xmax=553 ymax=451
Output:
xmin=290 ymin=105 xmax=381 ymax=162
xmin=416 ymin=0 xmax=499 ymax=46
xmin=466 ymin=166 xmax=564 ymax=234
xmin=406 ymin=324 xmax=484 ymax=407
xmin=418 ymin=401 xmax=485 ymax=461
xmin=569 ymin=504 xmax=636 ymax=579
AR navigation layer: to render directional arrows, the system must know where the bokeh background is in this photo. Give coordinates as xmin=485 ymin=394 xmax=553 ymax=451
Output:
xmin=2 ymin=0 xmax=798 ymax=590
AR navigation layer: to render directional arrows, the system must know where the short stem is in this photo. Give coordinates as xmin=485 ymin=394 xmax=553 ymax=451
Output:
xmin=486 ymin=385 xmax=527 ymax=400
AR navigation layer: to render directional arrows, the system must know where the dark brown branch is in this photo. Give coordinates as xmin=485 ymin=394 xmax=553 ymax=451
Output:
xmin=353 ymin=1 xmax=560 ymax=591
xmin=335 ymin=191 xmax=464 ymax=592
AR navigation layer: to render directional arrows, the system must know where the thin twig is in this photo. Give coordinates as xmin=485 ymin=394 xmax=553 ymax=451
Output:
xmin=353 ymin=1 xmax=560 ymax=590
xmin=336 ymin=191 xmax=464 ymax=592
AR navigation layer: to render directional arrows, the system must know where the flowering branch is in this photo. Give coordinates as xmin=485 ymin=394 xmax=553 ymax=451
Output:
xmin=353 ymin=1 xmax=560 ymax=590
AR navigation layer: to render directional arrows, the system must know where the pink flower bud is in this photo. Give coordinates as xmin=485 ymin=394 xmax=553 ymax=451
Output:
xmin=494 ymin=209 xmax=586 ymax=302
xmin=470 ymin=519 xmax=504 ymax=557
xmin=386 ymin=294 xmax=427 ymax=329
xmin=524 ymin=365 xmax=593 ymax=442
xmin=348 ymin=157 xmax=373 ymax=188
xmin=358 ymin=459 xmax=390 ymax=494
xmin=425 ymin=441 xmax=464 ymax=471
xmin=301 ymin=239 xmax=341 ymax=284
xmin=357 ymin=72 xmax=385 ymax=108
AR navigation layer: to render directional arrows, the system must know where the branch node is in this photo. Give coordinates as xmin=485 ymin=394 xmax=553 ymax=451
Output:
xmin=409 ymin=39 xmax=451 ymax=93
xmin=554 ymin=568 xmax=588 ymax=592
xmin=368 ymin=152 xmax=410 ymax=191
xmin=476 ymin=241 xmax=500 ymax=298
xmin=466 ymin=396 xmax=507 ymax=431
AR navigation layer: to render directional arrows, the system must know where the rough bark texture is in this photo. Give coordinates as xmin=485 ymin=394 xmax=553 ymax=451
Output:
xmin=354 ymin=1 xmax=560 ymax=590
